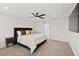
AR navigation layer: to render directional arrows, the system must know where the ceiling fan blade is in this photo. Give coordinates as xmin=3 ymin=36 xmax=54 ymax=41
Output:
xmin=39 ymin=14 xmax=46 ymax=17
xmin=38 ymin=16 xmax=45 ymax=19
xmin=32 ymin=13 xmax=36 ymax=17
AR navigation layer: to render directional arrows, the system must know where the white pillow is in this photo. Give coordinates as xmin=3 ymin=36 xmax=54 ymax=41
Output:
xmin=17 ymin=31 xmax=21 ymax=36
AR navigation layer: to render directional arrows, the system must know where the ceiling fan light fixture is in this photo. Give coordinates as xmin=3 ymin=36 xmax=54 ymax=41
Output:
xmin=4 ymin=6 xmax=8 ymax=10
xmin=32 ymin=12 xmax=46 ymax=19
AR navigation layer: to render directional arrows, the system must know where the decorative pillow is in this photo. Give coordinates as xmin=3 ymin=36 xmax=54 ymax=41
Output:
xmin=29 ymin=30 xmax=32 ymax=34
xmin=30 ymin=30 xmax=35 ymax=34
xmin=25 ymin=30 xmax=30 ymax=35
xmin=21 ymin=30 xmax=26 ymax=35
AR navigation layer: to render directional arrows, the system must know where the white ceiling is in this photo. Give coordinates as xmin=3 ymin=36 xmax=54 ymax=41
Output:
xmin=0 ymin=3 xmax=77 ymax=19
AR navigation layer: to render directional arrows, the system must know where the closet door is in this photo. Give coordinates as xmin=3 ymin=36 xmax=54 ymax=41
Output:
xmin=69 ymin=4 xmax=79 ymax=32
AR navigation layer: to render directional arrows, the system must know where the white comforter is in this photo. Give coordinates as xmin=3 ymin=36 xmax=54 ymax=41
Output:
xmin=17 ymin=33 xmax=46 ymax=53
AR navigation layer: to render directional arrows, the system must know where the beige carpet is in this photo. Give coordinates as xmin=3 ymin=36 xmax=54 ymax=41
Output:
xmin=0 ymin=40 xmax=74 ymax=56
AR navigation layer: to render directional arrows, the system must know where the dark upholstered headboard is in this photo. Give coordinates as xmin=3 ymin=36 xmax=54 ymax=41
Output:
xmin=14 ymin=28 xmax=32 ymax=43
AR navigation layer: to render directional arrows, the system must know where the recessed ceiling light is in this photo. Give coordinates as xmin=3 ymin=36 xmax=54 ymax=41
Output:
xmin=53 ymin=15 xmax=57 ymax=18
xmin=1 ymin=4 xmax=4 ymax=6
xmin=4 ymin=6 xmax=8 ymax=10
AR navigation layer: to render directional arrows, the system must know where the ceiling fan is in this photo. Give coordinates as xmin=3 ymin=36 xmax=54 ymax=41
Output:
xmin=32 ymin=13 xmax=46 ymax=19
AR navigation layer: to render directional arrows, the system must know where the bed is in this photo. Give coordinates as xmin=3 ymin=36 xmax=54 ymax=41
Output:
xmin=14 ymin=28 xmax=47 ymax=53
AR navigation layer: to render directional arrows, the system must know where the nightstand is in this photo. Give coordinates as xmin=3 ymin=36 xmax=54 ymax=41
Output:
xmin=5 ymin=37 xmax=16 ymax=47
